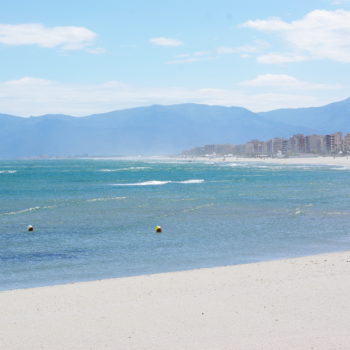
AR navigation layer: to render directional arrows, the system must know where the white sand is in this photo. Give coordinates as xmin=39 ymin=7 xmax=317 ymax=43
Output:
xmin=85 ymin=155 xmax=350 ymax=167
xmin=1 ymin=251 xmax=350 ymax=349
xmin=226 ymin=156 xmax=350 ymax=167
xmin=180 ymin=155 xmax=350 ymax=167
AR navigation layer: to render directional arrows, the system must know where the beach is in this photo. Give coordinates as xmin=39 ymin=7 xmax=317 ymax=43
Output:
xmin=179 ymin=155 xmax=350 ymax=167
xmin=1 ymin=156 xmax=350 ymax=349
xmin=1 ymin=250 xmax=350 ymax=350
xmin=230 ymin=156 xmax=350 ymax=167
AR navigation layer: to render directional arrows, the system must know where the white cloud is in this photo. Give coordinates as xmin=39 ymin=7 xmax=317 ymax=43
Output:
xmin=0 ymin=76 xmax=347 ymax=116
xmin=0 ymin=23 xmax=99 ymax=51
xmin=192 ymin=51 xmax=209 ymax=56
xmin=167 ymin=51 xmax=213 ymax=64
xmin=241 ymin=9 xmax=350 ymax=63
xmin=167 ymin=57 xmax=216 ymax=64
xmin=256 ymin=53 xmax=309 ymax=64
xmin=167 ymin=57 xmax=205 ymax=64
xmin=217 ymin=40 xmax=270 ymax=55
xmin=174 ymin=51 xmax=209 ymax=58
xmin=150 ymin=37 xmax=183 ymax=47
xmin=217 ymin=46 xmax=251 ymax=54
xmin=86 ymin=47 xmax=106 ymax=54
xmin=240 ymin=74 xmax=341 ymax=90
xmin=175 ymin=53 xmax=190 ymax=58
xmin=4 ymin=77 xmax=55 ymax=86
xmin=161 ymin=40 xmax=269 ymax=65
xmin=165 ymin=41 xmax=268 ymax=64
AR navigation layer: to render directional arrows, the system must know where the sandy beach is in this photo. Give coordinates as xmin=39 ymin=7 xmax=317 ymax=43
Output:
xmin=178 ymin=155 xmax=350 ymax=167
xmin=229 ymin=156 xmax=350 ymax=167
xmin=1 ymin=251 xmax=350 ymax=350
xmin=85 ymin=155 xmax=350 ymax=168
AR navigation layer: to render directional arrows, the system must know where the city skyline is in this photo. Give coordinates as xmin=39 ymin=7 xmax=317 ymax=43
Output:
xmin=183 ymin=131 xmax=350 ymax=157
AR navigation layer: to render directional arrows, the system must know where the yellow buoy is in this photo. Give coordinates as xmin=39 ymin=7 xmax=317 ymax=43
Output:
xmin=155 ymin=225 xmax=162 ymax=233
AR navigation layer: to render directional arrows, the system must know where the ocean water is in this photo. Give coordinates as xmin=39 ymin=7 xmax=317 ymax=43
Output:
xmin=1 ymin=159 xmax=350 ymax=291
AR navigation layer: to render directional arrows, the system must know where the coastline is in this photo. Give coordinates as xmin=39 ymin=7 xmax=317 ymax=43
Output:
xmin=82 ymin=155 xmax=350 ymax=167
xmin=176 ymin=155 xmax=350 ymax=167
xmin=17 ymin=155 xmax=350 ymax=168
xmin=1 ymin=251 xmax=350 ymax=349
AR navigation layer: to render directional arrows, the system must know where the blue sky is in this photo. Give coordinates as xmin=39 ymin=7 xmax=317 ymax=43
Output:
xmin=1 ymin=0 xmax=350 ymax=116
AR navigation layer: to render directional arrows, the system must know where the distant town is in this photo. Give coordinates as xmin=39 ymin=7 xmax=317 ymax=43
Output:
xmin=182 ymin=132 xmax=350 ymax=158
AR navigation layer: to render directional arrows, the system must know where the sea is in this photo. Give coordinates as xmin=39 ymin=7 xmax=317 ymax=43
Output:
xmin=1 ymin=158 xmax=350 ymax=291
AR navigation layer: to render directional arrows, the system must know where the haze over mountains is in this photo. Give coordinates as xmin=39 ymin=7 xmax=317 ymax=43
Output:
xmin=1 ymin=98 xmax=350 ymax=158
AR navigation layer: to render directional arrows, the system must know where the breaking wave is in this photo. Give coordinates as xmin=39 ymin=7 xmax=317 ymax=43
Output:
xmin=177 ymin=179 xmax=204 ymax=184
xmin=0 ymin=205 xmax=56 ymax=216
xmin=112 ymin=181 xmax=171 ymax=186
xmin=99 ymin=167 xmax=150 ymax=172
xmin=86 ymin=196 xmax=126 ymax=202
xmin=0 ymin=170 xmax=16 ymax=174
xmin=330 ymin=166 xmax=350 ymax=171
xmin=111 ymin=179 xmax=205 ymax=186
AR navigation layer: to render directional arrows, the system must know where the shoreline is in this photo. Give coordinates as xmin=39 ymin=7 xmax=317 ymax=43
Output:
xmin=0 ymin=248 xmax=345 ymax=293
xmin=3 ymin=155 xmax=350 ymax=168
xmin=1 ymin=250 xmax=350 ymax=349
xmin=0 ymin=250 xmax=340 ymax=293
xmin=85 ymin=155 xmax=350 ymax=167
xmin=176 ymin=155 xmax=350 ymax=167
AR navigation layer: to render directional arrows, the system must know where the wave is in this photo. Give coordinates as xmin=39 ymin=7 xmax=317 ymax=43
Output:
xmin=225 ymin=162 xmax=246 ymax=167
xmin=0 ymin=170 xmax=16 ymax=174
xmin=323 ymin=211 xmax=350 ymax=216
xmin=0 ymin=205 xmax=56 ymax=216
xmin=99 ymin=167 xmax=150 ymax=172
xmin=86 ymin=196 xmax=126 ymax=202
xmin=330 ymin=166 xmax=350 ymax=171
xmin=177 ymin=179 xmax=205 ymax=184
xmin=111 ymin=179 xmax=205 ymax=186
xmin=223 ymin=163 xmax=324 ymax=171
xmin=146 ymin=161 xmax=196 ymax=164
xmin=112 ymin=181 xmax=171 ymax=186
xmin=0 ymin=197 xmax=127 ymax=216
xmin=294 ymin=208 xmax=302 ymax=215
xmin=224 ymin=162 xmax=272 ymax=169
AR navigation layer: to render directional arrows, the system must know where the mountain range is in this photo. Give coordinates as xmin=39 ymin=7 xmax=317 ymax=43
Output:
xmin=1 ymin=98 xmax=350 ymax=158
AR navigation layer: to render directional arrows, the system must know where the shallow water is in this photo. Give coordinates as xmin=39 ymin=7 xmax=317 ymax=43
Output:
xmin=1 ymin=159 xmax=350 ymax=290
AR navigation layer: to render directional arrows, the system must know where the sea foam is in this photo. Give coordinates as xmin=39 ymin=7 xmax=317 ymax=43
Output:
xmin=0 ymin=170 xmax=16 ymax=174
xmin=86 ymin=196 xmax=126 ymax=202
xmin=112 ymin=181 xmax=171 ymax=186
xmin=177 ymin=179 xmax=204 ymax=184
xmin=0 ymin=205 xmax=56 ymax=216
xmin=330 ymin=166 xmax=350 ymax=171
xmin=99 ymin=167 xmax=150 ymax=172
xmin=111 ymin=179 xmax=205 ymax=186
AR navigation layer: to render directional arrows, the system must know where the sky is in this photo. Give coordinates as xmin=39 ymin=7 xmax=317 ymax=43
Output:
xmin=2 ymin=0 xmax=350 ymax=116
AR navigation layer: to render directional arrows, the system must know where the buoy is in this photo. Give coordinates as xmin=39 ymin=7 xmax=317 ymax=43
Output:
xmin=155 ymin=226 xmax=162 ymax=233
xmin=27 ymin=225 xmax=34 ymax=232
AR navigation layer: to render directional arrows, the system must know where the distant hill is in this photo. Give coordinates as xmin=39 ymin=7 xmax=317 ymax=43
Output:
xmin=0 ymin=99 xmax=349 ymax=158
xmin=258 ymin=98 xmax=350 ymax=133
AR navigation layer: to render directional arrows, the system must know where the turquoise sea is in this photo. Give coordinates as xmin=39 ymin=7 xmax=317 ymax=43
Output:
xmin=1 ymin=159 xmax=350 ymax=291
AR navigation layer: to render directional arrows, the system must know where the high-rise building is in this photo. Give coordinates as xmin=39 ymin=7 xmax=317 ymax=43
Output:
xmin=305 ymin=135 xmax=324 ymax=154
xmin=325 ymin=134 xmax=334 ymax=153
xmin=245 ymin=139 xmax=265 ymax=156
xmin=289 ymin=134 xmax=305 ymax=154
xmin=334 ymin=132 xmax=343 ymax=153
xmin=344 ymin=133 xmax=350 ymax=153
xmin=325 ymin=132 xmax=343 ymax=154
